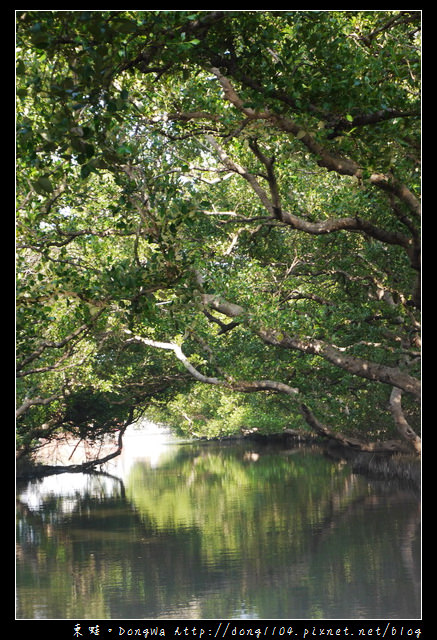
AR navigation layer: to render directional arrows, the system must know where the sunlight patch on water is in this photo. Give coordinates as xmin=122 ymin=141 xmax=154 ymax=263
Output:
xmin=107 ymin=420 xmax=177 ymax=476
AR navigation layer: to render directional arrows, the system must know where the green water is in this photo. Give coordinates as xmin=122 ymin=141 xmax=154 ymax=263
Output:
xmin=16 ymin=437 xmax=421 ymax=619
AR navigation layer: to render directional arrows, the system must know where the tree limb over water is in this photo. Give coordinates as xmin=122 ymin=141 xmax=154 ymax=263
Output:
xmin=16 ymin=11 xmax=420 ymax=466
xmin=123 ymin=329 xmax=419 ymax=454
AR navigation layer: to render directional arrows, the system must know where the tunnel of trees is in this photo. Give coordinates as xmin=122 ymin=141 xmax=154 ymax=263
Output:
xmin=16 ymin=11 xmax=421 ymax=472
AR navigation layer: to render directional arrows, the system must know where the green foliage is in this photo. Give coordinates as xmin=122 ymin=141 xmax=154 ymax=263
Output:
xmin=16 ymin=11 xmax=420 ymax=459
xmin=63 ymin=387 xmax=130 ymax=439
xmin=147 ymin=386 xmax=298 ymax=439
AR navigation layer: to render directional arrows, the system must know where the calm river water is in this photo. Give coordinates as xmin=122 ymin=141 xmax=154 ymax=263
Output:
xmin=16 ymin=424 xmax=421 ymax=620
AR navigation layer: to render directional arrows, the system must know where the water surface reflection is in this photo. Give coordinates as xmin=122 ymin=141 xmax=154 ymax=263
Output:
xmin=16 ymin=427 xmax=420 ymax=619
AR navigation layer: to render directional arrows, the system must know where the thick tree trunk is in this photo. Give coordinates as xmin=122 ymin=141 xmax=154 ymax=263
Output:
xmin=389 ymin=387 xmax=421 ymax=453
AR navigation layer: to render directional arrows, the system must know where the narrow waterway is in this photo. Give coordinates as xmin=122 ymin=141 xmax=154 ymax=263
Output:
xmin=16 ymin=423 xmax=421 ymax=620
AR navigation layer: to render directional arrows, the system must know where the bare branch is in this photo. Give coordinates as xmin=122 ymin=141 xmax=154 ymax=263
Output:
xmin=204 ymin=135 xmax=274 ymax=213
xmin=370 ymin=172 xmax=421 ymax=217
xmin=123 ymin=331 xmax=299 ymax=396
xmin=299 ymin=403 xmax=410 ymax=453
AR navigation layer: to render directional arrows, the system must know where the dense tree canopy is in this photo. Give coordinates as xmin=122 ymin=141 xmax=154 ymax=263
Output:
xmin=16 ymin=10 xmax=421 ymax=467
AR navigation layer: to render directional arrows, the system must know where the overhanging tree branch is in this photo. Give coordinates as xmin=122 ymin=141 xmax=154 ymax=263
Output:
xmin=16 ymin=11 xmax=421 ymax=465
xmin=299 ymin=403 xmax=411 ymax=453
xmin=205 ymin=135 xmax=418 ymax=264
xmin=200 ymin=293 xmax=420 ymax=400
xmin=209 ymin=66 xmax=363 ymax=179
xmin=209 ymin=65 xmax=420 ymax=225
xmin=122 ymin=331 xmax=299 ymax=397
xmin=259 ymin=328 xmax=421 ymax=399
xmin=122 ymin=330 xmax=416 ymax=453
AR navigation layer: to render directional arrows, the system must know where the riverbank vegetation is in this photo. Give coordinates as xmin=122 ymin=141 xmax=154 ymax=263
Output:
xmin=16 ymin=11 xmax=421 ymax=471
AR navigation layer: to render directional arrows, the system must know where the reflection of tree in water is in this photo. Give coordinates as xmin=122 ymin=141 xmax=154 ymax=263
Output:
xmin=125 ymin=444 xmax=420 ymax=618
xmin=283 ymin=482 xmax=421 ymax=620
xmin=16 ymin=446 xmax=420 ymax=619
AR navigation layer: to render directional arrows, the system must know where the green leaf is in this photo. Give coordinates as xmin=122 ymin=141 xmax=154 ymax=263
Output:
xmin=116 ymin=144 xmax=131 ymax=156
xmin=80 ymin=163 xmax=93 ymax=180
xmin=16 ymin=60 xmax=26 ymax=75
xmin=36 ymin=176 xmax=54 ymax=193
xmin=30 ymin=31 xmax=50 ymax=48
